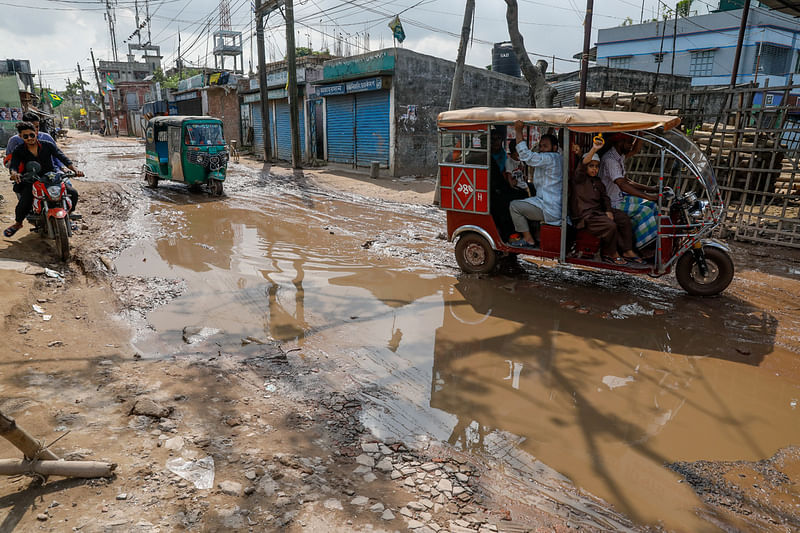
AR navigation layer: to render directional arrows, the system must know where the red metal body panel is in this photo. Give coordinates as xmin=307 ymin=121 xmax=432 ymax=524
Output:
xmin=439 ymin=165 xmax=489 ymax=214
xmin=47 ymin=207 xmax=68 ymax=219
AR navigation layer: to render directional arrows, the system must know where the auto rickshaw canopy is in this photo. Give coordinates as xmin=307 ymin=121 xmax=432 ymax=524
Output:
xmin=437 ymin=107 xmax=681 ymax=133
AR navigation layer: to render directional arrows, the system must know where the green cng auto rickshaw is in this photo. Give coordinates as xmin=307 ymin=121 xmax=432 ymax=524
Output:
xmin=143 ymin=116 xmax=229 ymax=195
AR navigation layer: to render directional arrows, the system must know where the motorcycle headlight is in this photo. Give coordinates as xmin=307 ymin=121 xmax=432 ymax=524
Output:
xmin=689 ymin=200 xmax=709 ymax=220
xmin=47 ymin=185 xmax=62 ymax=199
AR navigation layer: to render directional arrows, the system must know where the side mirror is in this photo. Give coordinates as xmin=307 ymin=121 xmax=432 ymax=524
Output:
xmin=25 ymin=161 xmax=42 ymax=175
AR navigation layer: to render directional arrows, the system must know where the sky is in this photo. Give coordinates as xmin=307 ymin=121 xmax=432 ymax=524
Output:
xmin=1 ymin=0 xmax=715 ymax=92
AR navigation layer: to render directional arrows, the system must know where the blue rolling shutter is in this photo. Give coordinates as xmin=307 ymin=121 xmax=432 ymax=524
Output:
xmin=326 ymin=95 xmax=355 ymax=164
xmin=252 ymin=104 xmax=264 ymax=157
xmin=275 ymin=101 xmax=305 ymax=161
xmin=355 ymin=90 xmax=390 ymax=168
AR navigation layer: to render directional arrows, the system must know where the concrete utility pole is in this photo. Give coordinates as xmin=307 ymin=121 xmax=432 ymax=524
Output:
xmin=255 ymin=0 xmax=273 ymax=161
xmin=449 ymin=0 xmax=475 ymax=111
xmin=578 ymin=0 xmax=594 ymax=108
xmin=76 ymin=62 xmax=90 ymax=129
xmin=285 ymin=0 xmax=302 ymax=169
xmin=730 ymin=0 xmax=752 ymax=87
xmin=90 ymin=49 xmax=110 ymax=135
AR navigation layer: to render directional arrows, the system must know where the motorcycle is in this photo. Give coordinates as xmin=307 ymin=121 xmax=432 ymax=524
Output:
xmin=19 ymin=161 xmax=75 ymax=261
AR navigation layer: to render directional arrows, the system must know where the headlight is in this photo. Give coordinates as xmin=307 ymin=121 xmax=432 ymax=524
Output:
xmin=689 ymin=200 xmax=709 ymax=220
xmin=47 ymin=185 xmax=62 ymax=199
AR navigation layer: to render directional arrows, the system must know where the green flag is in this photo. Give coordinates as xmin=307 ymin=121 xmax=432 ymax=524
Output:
xmin=388 ymin=15 xmax=405 ymax=43
xmin=47 ymin=91 xmax=63 ymax=108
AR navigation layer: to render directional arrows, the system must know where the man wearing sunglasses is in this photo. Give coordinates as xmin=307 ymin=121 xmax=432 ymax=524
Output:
xmin=4 ymin=112 xmax=60 ymax=169
xmin=4 ymin=121 xmax=83 ymax=238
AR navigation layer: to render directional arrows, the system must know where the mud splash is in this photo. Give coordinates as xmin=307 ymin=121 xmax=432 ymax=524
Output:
xmin=101 ymin=146 xmax=800 ymax=531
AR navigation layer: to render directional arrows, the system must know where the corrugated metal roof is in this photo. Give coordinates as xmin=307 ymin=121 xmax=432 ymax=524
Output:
xmin=551 ymin=81 xmax=581 ymax=108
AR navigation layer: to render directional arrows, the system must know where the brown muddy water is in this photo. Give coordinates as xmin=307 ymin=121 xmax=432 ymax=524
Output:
xmin=84 ymin=138 xmax=800 ymax=531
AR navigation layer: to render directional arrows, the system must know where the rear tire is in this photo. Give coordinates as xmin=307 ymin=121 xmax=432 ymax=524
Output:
xmin=209 ymin=179 xmax=224 ymax=196
xmin=53 ymin=217 xmax=70 ymax=262
xmin=454 ymin=233 xmax=496 ymax=274
xmin=145 ymin=170 xmax=159 ymax=189
xmin=675 ymin=246 xmax=734 ymax=296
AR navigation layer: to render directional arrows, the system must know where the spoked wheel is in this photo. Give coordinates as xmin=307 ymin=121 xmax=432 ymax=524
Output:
xmin=208 ymin=179 xmax=224 ymax=196
xmin=53 ymin=217 xmax=70 ymax=261
xmin=454 ymin=233 xmax=497 ymax=274
xmin=675 ymin=246 xmax=734 ymax=296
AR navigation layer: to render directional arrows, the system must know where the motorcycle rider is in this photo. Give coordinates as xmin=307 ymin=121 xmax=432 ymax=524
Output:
xmin=4 ymin=121 xmax=84 ymax=238
xmin=4 ymin=113 xmax=80 ymax=222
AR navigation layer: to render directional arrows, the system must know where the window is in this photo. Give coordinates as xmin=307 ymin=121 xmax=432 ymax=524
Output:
xmin=755 ymin=43 xmax=790 ymax=75
xmin=689 ymin=50 xmax=715 ymax=76
xmin=608 ymin=56 xmax=632 ymax=69
xmin=653 ymin=52 xmax=665 ymax=64
xmin=794 ymin=51 xmax=800 ymax=74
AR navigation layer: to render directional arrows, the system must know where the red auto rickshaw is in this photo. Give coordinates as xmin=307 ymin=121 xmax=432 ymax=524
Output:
xmin=437 ymin=107 xmax=734 ymax=296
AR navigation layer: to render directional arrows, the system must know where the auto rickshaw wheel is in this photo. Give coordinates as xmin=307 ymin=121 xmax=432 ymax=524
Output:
xmin=675 ymin=246 xmax=734 ymax=296
xmin=145 ymin=170 xmax=159 ymax=189
xmin=209 ymin=180 xmax=224 ymax=196
xmin=455 ymin=233 xmax=497 ymax=274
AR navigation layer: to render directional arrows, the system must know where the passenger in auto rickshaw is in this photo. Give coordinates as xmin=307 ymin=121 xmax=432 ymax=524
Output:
xmin=488 ymin=128 xmax=527 ymax=241
xmin=570 ymin=138 xmax=646 ymax=266
xmin=507 ymin=120 xmax=563 ymax=248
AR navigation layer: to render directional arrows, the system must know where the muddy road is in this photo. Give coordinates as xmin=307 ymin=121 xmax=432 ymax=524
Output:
xmin=1 ymin=133 xmax=799 ymax=532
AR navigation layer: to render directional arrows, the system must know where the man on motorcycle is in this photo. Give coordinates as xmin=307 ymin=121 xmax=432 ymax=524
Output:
xmin=4 ymin=122 xmax=84 ymax=238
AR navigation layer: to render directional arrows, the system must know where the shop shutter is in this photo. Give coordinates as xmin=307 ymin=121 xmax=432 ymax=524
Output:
xmin=355 ymin=90 xmax=390 ymax=168
xmin=252 ymin=104 xmax=264 ymax=157
xmin=275 ymin=101 xmax=306 ymax=161
xmin=326 ymin=95 xmax=355 ymax=164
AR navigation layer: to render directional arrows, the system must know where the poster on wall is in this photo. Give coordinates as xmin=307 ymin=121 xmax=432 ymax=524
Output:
xmin=0 ymin=75 xmax=23 ymax=148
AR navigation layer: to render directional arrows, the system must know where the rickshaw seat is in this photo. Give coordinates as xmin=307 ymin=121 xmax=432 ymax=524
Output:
xmin=155 ymin=142 xmax=169 ymax=164
xmin=539 ymin=224 xmax=562 ymax=253
xmin=575 ymin=229 xmax=601 ymax=257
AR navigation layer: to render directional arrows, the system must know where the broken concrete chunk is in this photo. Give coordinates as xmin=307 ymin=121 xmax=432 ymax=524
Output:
xmin=130 ymin=398 xmax=172 ymax=419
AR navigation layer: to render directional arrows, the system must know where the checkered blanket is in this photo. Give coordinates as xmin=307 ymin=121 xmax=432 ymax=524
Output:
xmin=620 ymin=195 xmax=658 ymax=249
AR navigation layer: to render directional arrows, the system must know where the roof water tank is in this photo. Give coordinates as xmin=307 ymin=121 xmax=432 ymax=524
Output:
xmin=492 ymin=42 xmax=521 ymax=78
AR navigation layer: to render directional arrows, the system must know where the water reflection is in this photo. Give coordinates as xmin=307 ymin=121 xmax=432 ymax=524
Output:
xmin=425 ymin=276 xmax=794 ymax=529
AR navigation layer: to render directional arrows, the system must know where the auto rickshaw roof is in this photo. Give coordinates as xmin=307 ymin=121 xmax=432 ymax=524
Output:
xmin=437 ymin=107 xmax=681 ymax=133
xmin=148 ymin=116 xmax=223 ymax=127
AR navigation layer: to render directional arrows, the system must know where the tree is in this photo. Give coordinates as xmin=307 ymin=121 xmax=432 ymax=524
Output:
xmin=504 ymin=0 xmax=557 ymax=108
xmin=676 ymin=0 xmax=692 ymax=17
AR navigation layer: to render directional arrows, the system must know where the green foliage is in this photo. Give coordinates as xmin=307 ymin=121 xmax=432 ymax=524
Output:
xmin=676 ymin=0 xmax=692 ymax=17
xmin=152 ymin=67 xmax=199 ymax=89
xmin=621 ymin=16 xmax=634 ymax=26
xmin=296 ymin=47 xmax=313 ymax=57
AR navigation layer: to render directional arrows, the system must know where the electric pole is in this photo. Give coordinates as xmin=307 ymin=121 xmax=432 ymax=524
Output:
xmin=730 ymin=0 xmax=752 ymax=87
xmin=77 ymin=62 xmax=90 ymax=130
xmin=255 ymin=0 xmax=276 ymax=162
xmin=578 ymin=0 xmax=594 ymax=108
xmin=449 ymin=0 xmax=475 ymax=111
xmin=90 ymin=49 xmax=110 ymax=135
xmin=285 ymin=0 xmax=301 ymax=169
xmin=105 ymin=0 xmax=119 ymax=62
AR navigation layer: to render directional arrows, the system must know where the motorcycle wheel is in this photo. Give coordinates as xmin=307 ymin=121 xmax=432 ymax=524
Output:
xmin=53 ymin=217 xmax=70 ymax=261
xmin=209 ymin=180 xmax=224 ymax=196
xmin=675 ymin=246 xmax=734 ymax=296
xmin=454 ymin=233 xmax=497 ymax=274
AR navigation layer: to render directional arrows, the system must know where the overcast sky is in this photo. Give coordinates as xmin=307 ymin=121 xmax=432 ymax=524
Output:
xmin=2 ymin=0 xmax=714 ymax=92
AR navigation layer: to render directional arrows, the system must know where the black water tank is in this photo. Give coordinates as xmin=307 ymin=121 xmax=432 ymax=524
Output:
xmin=492 ymin=42 xmax=521 ymax=77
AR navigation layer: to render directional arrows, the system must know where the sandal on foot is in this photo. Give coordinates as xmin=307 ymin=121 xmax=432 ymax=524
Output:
xmin=510 ymin=238 xmax=536 ymax=248
xmin=3 ymin=225 xmax=20 ymax=238
xmin=602 ymin=255 xmax=627 ymax=265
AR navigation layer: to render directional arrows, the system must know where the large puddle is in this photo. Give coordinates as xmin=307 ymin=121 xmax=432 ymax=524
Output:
xmin=107 ymin=152 xmax=800 ymax=531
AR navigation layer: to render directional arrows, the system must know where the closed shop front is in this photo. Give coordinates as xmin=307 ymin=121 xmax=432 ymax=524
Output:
xmin=274 ymin=100 xmax=306 ymax=161
xmin=320 ymin=77 xmax=390 ymax=168
xmin=252 ymin=103 xmax=264 ymax=157
xmin=175 ymin=90 xmax=202 ymax=116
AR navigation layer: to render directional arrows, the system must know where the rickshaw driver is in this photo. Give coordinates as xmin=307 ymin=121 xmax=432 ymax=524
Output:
xmin=507 ymin=120 xmax=563 ymax=247
xmin=600 ymin=134 xmax=660 ymax=250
